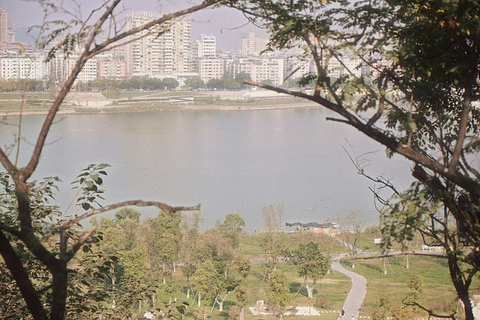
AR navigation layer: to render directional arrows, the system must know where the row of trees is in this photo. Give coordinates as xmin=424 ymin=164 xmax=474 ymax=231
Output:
xmin=90 ymin=205 xmax=332 ymax=320
xmin=85 ymin=73 xmax=256 ymax=93
xmin=0 ymin=78 xmax=46 ymax=92
xmin=0 ymin=74 xmax=307 ymax=94
xmin=89 ymin=73 xmax=305 ymax=93
xmin=88 ymin=208 xmax=252 ymax=319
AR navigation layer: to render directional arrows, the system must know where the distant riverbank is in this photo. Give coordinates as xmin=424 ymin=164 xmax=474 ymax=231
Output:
xmin=0 ymin=101 xmax=320 ymax=116
xmin=0 ymin=89 xmax=320 ymax=116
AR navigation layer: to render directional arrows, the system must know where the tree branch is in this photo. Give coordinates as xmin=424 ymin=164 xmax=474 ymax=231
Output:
xmin=62 ymin=200 xmax=201 ymax=229
xmin=243 ymin=80 xmax=480 ymax=197
xmin=0 ymin=231 xmax=47 ymax=320
xmin=66 ymin=226 xmax=98 ymax=262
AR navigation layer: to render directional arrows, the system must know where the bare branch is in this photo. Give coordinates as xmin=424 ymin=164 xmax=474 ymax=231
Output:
xmin=62 ymin=200 xmax=201 ymax=229
xmin=404 ymin=300 xmax=456 ymax=319
xmin=343 ymin=141 xmax=401 ymax=196
xmin=21 ymin=0 xmax=226 ymax=182
xmin=243 ymin=81 xmax=480 ymax=197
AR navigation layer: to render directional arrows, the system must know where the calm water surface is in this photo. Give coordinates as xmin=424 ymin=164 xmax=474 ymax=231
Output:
xmin=1 ymin=108 xmax=413 ymax=232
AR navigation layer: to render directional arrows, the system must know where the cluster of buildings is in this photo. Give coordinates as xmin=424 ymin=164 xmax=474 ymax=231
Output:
xmin=285 ymin=222 xmax=341 ymax=234
xmin=0 ymin=9 xmax=365 ymax=88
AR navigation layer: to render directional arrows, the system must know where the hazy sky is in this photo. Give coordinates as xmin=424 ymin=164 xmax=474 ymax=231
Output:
xmin=0 ymin=0 xmax=267 ymax=50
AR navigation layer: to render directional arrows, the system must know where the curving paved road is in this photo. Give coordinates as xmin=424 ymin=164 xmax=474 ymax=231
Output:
xmin=331 ymin=260 xmax=367 ymax=320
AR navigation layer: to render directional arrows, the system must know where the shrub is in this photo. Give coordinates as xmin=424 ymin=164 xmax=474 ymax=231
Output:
xmin=314 ymin=296 xmax=331 ymax=309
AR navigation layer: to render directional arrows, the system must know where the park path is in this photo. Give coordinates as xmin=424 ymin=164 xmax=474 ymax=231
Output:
xmin=331 ymin=260 xmax=367 ymax=320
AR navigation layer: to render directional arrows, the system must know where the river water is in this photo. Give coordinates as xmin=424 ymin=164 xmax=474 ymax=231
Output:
xmin=0 ymin=107 xmax=413 ymax=232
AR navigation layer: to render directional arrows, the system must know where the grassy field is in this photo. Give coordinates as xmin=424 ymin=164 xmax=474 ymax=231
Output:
xmin=144 ymin=233 xmax=463 ymax=319
xmin=352 ymin=255 xmax=459 ymax=318
xmin=0 ymin=90 xmax=311 ymax=113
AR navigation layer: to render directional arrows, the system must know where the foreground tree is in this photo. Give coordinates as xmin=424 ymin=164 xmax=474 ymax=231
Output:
xmin=231 ymin=0 xmax=480 ymax=318
xmin=0 ymin=1 xmax=225 ymax=319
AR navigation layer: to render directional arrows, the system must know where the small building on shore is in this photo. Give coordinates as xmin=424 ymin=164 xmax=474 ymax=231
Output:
xmin=285 ymin=222 xmax=340 ymax=234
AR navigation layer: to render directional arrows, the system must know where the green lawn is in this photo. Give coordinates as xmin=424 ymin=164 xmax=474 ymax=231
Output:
xmin=141 ymin=233 xmax=462 ymax=320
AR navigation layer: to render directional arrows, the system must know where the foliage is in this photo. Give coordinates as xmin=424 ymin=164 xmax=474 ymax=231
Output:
xmin=184 ymin=77 xmax=205 ymax=90
xmin=0 ymin=1 xmax=221 ymax=319
xmin=192 ymin=259 xmax=221 ymax=306
xmin=235 ymin=72 xmax=252 ymax=89
xmin=163 ymin=78 xmax=180 ymax=90
xmin=232 ymin=255 xmax=251 ymax=280
xmin=205 ymin=75 xmax=245 ymax=90
xmin=284 ymin=241 xmax=329 ymax=299
xmin=314 ymin=296 xmax=332 ymax=310
xmin=162 ymin=299 xmax=190 ymax=320
xmin=229 ymin=0 xmax=480 ymax=318
xmin=0 ymin=78 xmax=45 ymax=92
xmin=219 ymin=213 xmax=246 ymax=251
xmin=268 ymin=270 xmax=290 ymax=318
xmin=369 ymin=296 xmax=392 ymax=320
xmin=146 ymin=211 xmax=182 ymax=275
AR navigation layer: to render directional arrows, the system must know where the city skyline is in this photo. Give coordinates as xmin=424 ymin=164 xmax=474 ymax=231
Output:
xmin=0 ymin=0 xmax=268 ymax=51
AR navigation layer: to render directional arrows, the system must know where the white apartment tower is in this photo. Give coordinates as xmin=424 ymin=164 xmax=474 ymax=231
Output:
xmin=0 ymin=10 xmax=9 ymax=47
xmin=239 ymin=32 xmax=268 ymax=56
xmin=0 ymin=54 xmax=48 ymax=80
xmin=171 ymin=18 xmax=192 ymax=72
xmin=235 ymin=57 xmax=284 ymax=85
xmin=196 ymin=34 xmax=217 ymax=58
xmin=125 ymin=12 xmax=192 ymax=76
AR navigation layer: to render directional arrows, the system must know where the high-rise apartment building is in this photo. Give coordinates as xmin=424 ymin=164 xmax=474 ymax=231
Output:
xmin=239 ymin=32 xmax=268 ymax=57
xmin=125 ymin=12 xmax=192 ymax=76
xmin=0 ymin=54 xmax=48 ymax=80
xmin=196 ymin=34 xmax=217 ymax=58
xmin=171 ymin=18 xmax=192 ymax=72
xmin=0 ymin=9 xmax=19 ymax=50
xmin=0 ymin=9 xmax=9 ymax=47
xmin=196 ymin=58 xmax=224 ymax=82
xmin=235 ymin=57 xmax=284 ymax=85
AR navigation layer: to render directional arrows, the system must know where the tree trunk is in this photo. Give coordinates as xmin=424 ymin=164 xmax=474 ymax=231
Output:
xmin=51 ymin=261 xmax=68 ymax=320
xmin=305 ymin=281 xmax=314 ymax=300
xmin=217 ymin=292 xmax=230 ymax=311
xmin=218 ymin=299 xmax=224 ymax=312
xmin=447 ymin=252 xmax=474 ymax=320
xmin=239 ymin=306 xmax=245 ymax=320
xmin=186 ymin=287 xmax=190 ymax=299
xmin=383 ymin=257 xmax=388 ymax=275
xmin=198 ymin=292 xmax=201 ymax=307
xmin=163 ymin=263 xmax=166 ymax=284
xmin=111 ymin=265 xmax=116 ymax=309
